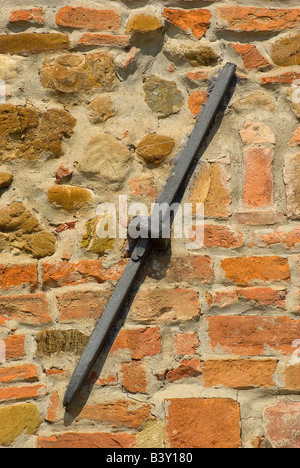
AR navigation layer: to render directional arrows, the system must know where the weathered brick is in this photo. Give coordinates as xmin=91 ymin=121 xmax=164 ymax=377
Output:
xmin=0 ymin=384 xmax=46 ymax=402
xmin=283 ymin=364 xmax=300 ymax=390
xmin=37 ymin=432 xmax=136 ymax=448
xmin=283 ymin=153 xmax=300 ymax=219
xmin=42 ymin=259 xmax=128 ymax=290
xmin=174 ymin=332 xmax=199 ymax=355
xmin=0 ymin=364 xmax=38 ymax=384
xmin=0 ymin=294 xmax=51 ymax=325
xmin=0 ymin=264 xmax=37 ymax=291
xmin=9 ymin=9 xmax=45 ymax=25
xmin=122 ymin=361 xmax=147 ymax=394
xmin=111 ymin=327 xmax=161 ymax=359
xmin=0 ymin=33 xmax=70 ymax=55
xmin=263 ymin=400 xmax=300 ymax=448
xmin=165 ymin=398 xmax=241 ymax=448
xmin=240 ymin=122 xmax=275 ymax=145
xmin=165 ymin=358 xmax=202 ymax=382
xmin=163 ymin=8 xmax=211 ymax=39
xmin=261 ymin=71 xmax=300 ymax=85
xmin=243 ymin=147 xmax=274 ymax=208
xmin=188 ymin=90 xmax=208 ymax=116
xmin=3 ymin=335 xmax=26 ymax=361
xmin=203 ymin=359 xmax=277 ymax=388
xmin=79 ymin=33 xmax=130 ymax=48
xmin=230 ymin=44 xmax=271 ymax=71
xmin=221 ymin=256 xmax=290 ymax=285
xmin=210 ymin=287 xmax=287 ymax=309
xmin=56 ymin=289 xmax=112 ymax=322
xmin=148 ymin=255 xmax=214 ymax=283
xmin=56 ymin=6 xmax=120 ymax=31
xmin=290 ymin=127 xmax=300 ymax=147
xmin=75 ymin=399 xmax=151 ymax=429
xmin=203 ymin=225 xmax=244 ymax=249
xmin=45 ymin=391 xmax=59 ymax=424
xmin=207 ymin=316 xmax=300 ymax=356
xmin=132 ymin=289 xmax=200 ymax=323
xmin=251 ymin=226 xmax=300 ymax=249
xmin=217 ymin=7 xmax=300 ymax=32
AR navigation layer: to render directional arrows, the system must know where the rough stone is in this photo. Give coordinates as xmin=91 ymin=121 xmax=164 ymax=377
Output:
xmin=0 ymin=403 xmax=41 ymax=446
xmin=0 ymin=202 xmax=56 ymax=258
xmin=81 ymin=216 xmax=114 ymax=255
xmin=0 ymin=33 xmax=70 ymax=55
xmin=88 ymin=95 xmax=115 ymax=124
xmin=136 ymin=134 xmax=175 ymax=165
xmin=283 ymin=153 xmax=300 ymax=219
xmin=77 ymin=133 xmax=132 ymax=189
xmin=0 ymin=104 xmax=76 ymax=162
xmin=35 ymin=329 xmax=89 ymax=356
xmin=163 ymin=39 xmax=218 ymax=67
xmin=126 ymin=14 xmax=164 ymax=34
xmin=271 ymin=34 xmax=300 ymax=66
xmin=48 ymin=185 xmax=94 ymax=212
xmin=0 ymin=172 xmax=13 ymax=189
xmin=40 ymin=52 xmax=118 ymax=93
xmin=0 ymin=55 xmax=19 ymax=81
xmin=143 ymin=76 xmax=184 ymax=118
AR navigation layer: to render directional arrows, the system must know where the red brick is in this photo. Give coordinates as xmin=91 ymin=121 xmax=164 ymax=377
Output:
xmin=261 ymin=72 xmax=300 ymax=85
xmin=122 ymin=361 xmax=147 ymax=394
xmin=42 ymin=259 xmax=128 ymax=290
xmin=56 ymin=289 xmax=112 ymax=322
xmin=175 ymin=332 xmax=199 ymax=355
xmin=230 ymin=43 xmax=270 ymax=71
xmin=45 ymin=391 xmax=59 ymax=424
xmin=203 ymin=359 xmax=277 ymax=388
xmin=0 ymin=294 xmax=51 ymax=325
xmin=0 ymin=264 xmax=37 ymax=291
xmin=37 ymin=432 xmax=136 ymax=448
xmin=111 ymin=327 xmax=161 ymax=359
xmin=3 ymin=335 xmax=26 ymax=361
xmin=163 ymin=8 xmax=211 ymax=39
xmin=0 ymin=364 xmax=38 ymax=383
xmin=165 ymin=358 xmax=202 ymax=382
xmin=9 ymin=9 xmax=45 ymax=25
xmin=165 ymin=398 xmax=241 ymax=448
xmin=207 ymin=316 xmax=300 ymax=356
xmin=243 ymin=147 xmax=274 ymax=208
xmin=79 ymin=33 xmax=130 ymax=48
xmin=210 ymin=287 xmax=287 ymax=309
xmin=217 ymin=6 xmax=300 ymax=32
xmin=203 ymin=225 xmax=244 ymax=248
xmin=75 ymin=399 xmax=151 ymax=429
xmin=221 ymin=256 xmax=290 ymax=286
xmin=263 ymin=400 xmax=300 ymax=448
xmin=0 ymin=384 xmax=46 ymax=402
xmin=132 ymin=289 xmax=200 ymax=323
xmin=56 ymin=6 xmax=120 ymax=31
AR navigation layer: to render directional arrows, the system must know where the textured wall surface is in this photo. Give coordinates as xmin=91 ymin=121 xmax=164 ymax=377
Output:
xmin=0 ymin=0 xmax=299 ymax=448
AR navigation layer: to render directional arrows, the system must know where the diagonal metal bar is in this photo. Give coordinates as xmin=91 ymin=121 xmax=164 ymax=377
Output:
xmin=63 ymin=62 xmax=237 ymax=408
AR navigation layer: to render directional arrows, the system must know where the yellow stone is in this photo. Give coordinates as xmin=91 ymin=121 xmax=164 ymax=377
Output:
xmin=0 ymin=403 xmax=41 ymax=446
xmin=136 ymin=134 xmax=175 ymax=165
xmin=126 ymin=14 xmax=164 ymax=34
xmin=48 ymin=185 xmax=94 ymax=211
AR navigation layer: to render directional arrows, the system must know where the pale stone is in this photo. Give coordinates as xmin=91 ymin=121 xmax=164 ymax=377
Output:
xmin=78 ymin=133 xmax=132 ymax=189
xmin=88 ymin=95 xmax=115 ymax=124
xmin=0 ymin=55 xmax=20 ymax=81
xmin=143 ymin=76 xmax=184 ymax=118
xmin=0 ymin=403 xmax=41 ymax=446
xmin=283 ymin=152 xmax=300 ymax=219
xmin=163 ymin=38 xmax=218 ymax=67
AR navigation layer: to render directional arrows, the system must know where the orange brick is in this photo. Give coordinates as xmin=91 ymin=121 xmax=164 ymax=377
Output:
xmin=221 ymin=256 xmax=290 ymax=285
xmin=121 ymin=361 xmax=147 ymax=394
xmin=290 ymin=127 xmax=300 ymax=147
xmin=263 ymin=400 xmax=300 ymax=448
xmin=165 ymin=398 xmax=241 ymax=448
xmin=203 ymin=359 xmax=277 ymax=388
xmin=0 ymin=364 xmax=38 ymax=383
xmin=207 ymin=316 xmax=300 ymax=356
xmin=243 ymin=147 xmax=274 ymax=208
xmin=0 ymin=384 xmax=46 ymax=402
xmin=217 ymin=6 xmax=300 ymax=32
xmin=111 ymin=327 xmax=161 ymax=359
xmin=56 ymin=289 xmax=112 ymax=322
xmin=79 ymin=33 xmax=130 ymax=48
xmin=56 ymin=6 xmax=120 ymax=31
xmin=163 ymin=8 xmax=211 ymax=39
xmin=188 ymin=90 xmax=208 ymax=116
xmin=4 ymin=335 xmax=26 ymax=361
xmin=75 ymin=399 xmax=151 ymax=429
xmin=37 ymin=432 xmax=136 ymax=448
xmin=0 ymin=264 xmax=37 ymax=291
xmin=174 ymin=332 xmax=199 ymax=355
xmin=230 ymin=43 xmax=270 ymax=70
xmin=203 ymin=225 xmax=244 ymax=249
xmin=0 ymin=294 xmax=51 ymax=325
xmin=166 ymin=358 xmax=202 ymax=382
xmin=45 ymin=391 xmax=59 ymax=424
xmin=9 ymin=8 xmax=45 ymax=25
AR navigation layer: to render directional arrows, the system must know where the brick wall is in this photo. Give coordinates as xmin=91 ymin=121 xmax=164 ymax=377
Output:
xmin=0 ymin=0 xmax=299 ymax=449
